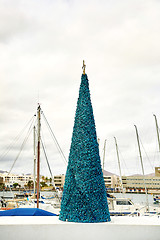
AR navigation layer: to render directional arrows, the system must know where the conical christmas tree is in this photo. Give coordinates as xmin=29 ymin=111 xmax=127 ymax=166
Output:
xmin=59 ymin=63 xmax=110 ymax=223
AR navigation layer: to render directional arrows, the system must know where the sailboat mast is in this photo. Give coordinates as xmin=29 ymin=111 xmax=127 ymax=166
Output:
xmin=33 ymin=126 xmax=36 ymax=199
xmin=153 ymin=114 xmax=160 ymax=152
xmin=37 ymin=104 xmax=41 ymax=208
xmin=114 ymin=137 xmax=124 ymax=194
xmin=102 ymin=139 xmax=106 ymax=171
xmin=134 ymin=125 xmax=149 ymax=212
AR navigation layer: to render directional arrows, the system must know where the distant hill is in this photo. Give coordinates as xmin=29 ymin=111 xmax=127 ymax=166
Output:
xmin=102 ymin=170 xmax=155 ymax=177
xmin=145 ymin=173 xmax=155 ymax=177
xmin=0 ymin=170 xmax=7 ymax=173
xmin=103 ymin=170 xmax=118 ymax=176
xmin=129 ymin=174 xmax=142 ymax=177
xmin=129 ymin=173 xmax=155 ymax=177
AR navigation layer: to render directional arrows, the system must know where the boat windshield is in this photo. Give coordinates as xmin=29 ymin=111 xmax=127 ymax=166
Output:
xmin=116 ymin=200 xmax=132 ymax=205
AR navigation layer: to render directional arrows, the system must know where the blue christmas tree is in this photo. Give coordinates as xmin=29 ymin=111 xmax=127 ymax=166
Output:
xmin=59 ymin=64 xmax=110 ymax=223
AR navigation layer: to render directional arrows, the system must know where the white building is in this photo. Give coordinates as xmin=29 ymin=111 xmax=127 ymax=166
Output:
xmin=54 ymin=175 xmax=65 ymax=189
xmin=122 ymin=167 xmax=160 ymax=193
xmin=0 ymin=172 xmax=34 ymax=188
xmin=103 ymin=170 xmax=120 ymax=190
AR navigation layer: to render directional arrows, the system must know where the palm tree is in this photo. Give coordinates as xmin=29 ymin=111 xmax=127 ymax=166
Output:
xmin=41 ymin=176 xmax=45 ymax=182
xmin=27 ymin=180 xmax=33 ymax=190
xmin=13 ymin=183 xmax=19 ymax=189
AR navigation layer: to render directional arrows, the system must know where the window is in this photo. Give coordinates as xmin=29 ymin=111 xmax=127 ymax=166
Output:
xmin=116 ymin=200 xmax=132 ymax=205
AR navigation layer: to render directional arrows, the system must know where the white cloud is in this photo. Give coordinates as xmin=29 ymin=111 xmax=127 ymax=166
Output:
xmin=0 ymin=0 xmax=160 ymax=176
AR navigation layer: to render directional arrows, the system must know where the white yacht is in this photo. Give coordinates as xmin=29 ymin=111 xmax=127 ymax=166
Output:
xmin=107 ymin=194 xmax=160 ymax=216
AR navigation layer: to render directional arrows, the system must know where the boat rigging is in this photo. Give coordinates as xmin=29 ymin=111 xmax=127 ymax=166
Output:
xmin=0 ymin=104 xmax=67 ymax=209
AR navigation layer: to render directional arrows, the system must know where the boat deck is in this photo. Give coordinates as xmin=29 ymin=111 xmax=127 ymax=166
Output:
xmin=0 ymin=216 xmax=160 ymax=240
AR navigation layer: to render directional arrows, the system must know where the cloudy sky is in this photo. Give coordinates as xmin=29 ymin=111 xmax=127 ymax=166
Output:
xmin=0 ymin=0 xmax=160 ymax=177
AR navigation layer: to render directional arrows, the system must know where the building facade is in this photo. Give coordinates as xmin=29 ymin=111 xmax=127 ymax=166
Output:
xmin=0 ymin=172 xmax=34 ymax=188
xmin=122 ymin=168 xmax=160 ymax=193
xmin=54 ymin=175 xmax=65 ymax=189
xmin=102 ymin=170 xmax=120 ymax=191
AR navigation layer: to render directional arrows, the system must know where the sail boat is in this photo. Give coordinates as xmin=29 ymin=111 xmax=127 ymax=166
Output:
xmin=0 ymin=104 xmax=62 ymax=213
xmin=17 ymin=104 xmax=61 ymax=213
xmin=1 ymin=62 xmax=160 ymax=240
xmin=107 ymin=137 xmax=160 ymax=216
xmin=153 ymin=114 xmax=160 ymax=204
